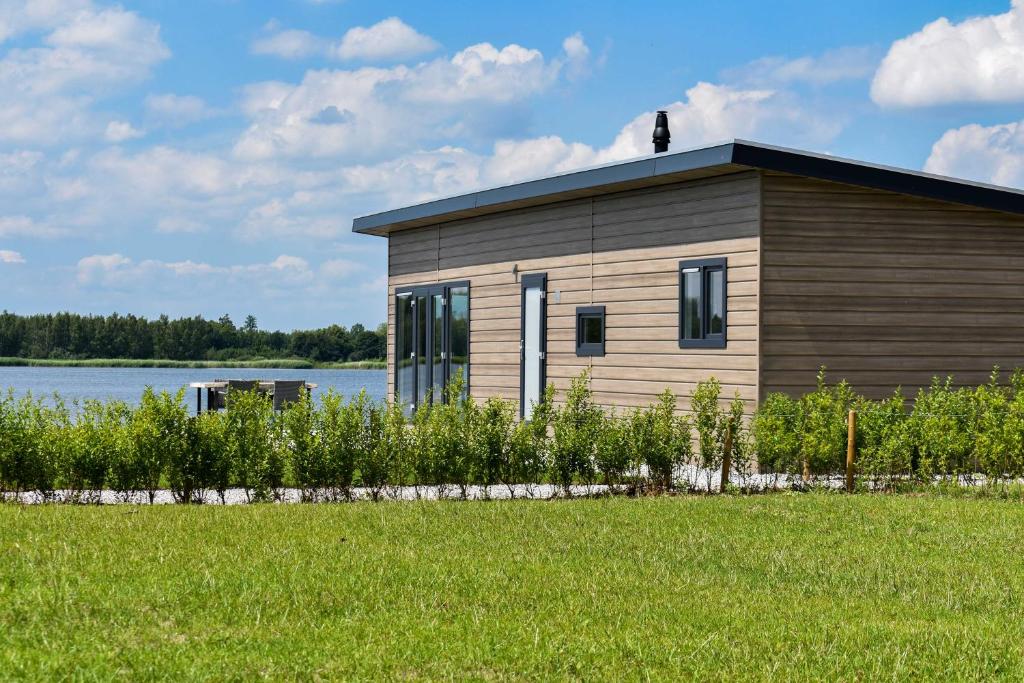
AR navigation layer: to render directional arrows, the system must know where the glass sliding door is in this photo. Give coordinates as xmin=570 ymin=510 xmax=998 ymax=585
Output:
xmin=415 ymin=293 xmax=429 ymax=408
xmin=393 ymin=281 xmax=470 ymax=414
xmin=431 ymin=292 xmax=445 ymax=404
xmin=520 ymin=273 xmax=547 ymax=420
xmin=448 ymin=285 xmax=469 ymax=400
xmin=395 ymin=293 xmax=416 ymax=415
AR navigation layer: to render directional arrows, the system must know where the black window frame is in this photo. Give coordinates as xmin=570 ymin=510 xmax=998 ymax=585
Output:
xmin=575 ymin=305 xmax=606 ymax=357
xmin=678 ymin=257 xmax=727 ymax=349
xmin=393 ymin=280 xmax=470 ymax=410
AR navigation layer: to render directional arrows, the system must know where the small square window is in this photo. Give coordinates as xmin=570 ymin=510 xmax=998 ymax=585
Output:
xmin=576 ymin=306 xmax=605 ymax=357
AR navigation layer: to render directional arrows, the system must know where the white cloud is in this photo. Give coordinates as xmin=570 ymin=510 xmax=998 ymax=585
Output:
xmin=332 ymin=17 xmax=438 ymax=62
xmin=872 ymin=1 xmax=1024 ymax=107
xmin=74 ymin=252 xmax=338 ymax=295
xmin=76 ymin=252 xmax=131 ymax=283
xmin=0 ymin=0 xmax=92 ymax=44
xmin=0 ymin=2 xmax=169 ymax=143
xmin=924 ymin=120 xmax=1024 ymax=187
xmin=595 ymin=82 xmax=839 ymax=163
xmin=234 ymin=35 xmax=586 ymax=161
xmin=0 ymin=249 xmax=24 ymax=263
xmin=90 ymin=146 xmax=235 ymax=197
xmin=104 ymin=120 xmax=143 ymax=142
xmin=483 ymin=136 xmax=597 ymax=185
xmin=561 ymin=32 xmax=591 ymax=81
xmin=251 ymin=25 xmax=325 ymax=60
xmin=725 ymin=46 xmax=877 ymax=86
xmin=144 ymin=93 xmax=216 ymax=126
xmin=0 ymin=215 xmax=61 ymax=238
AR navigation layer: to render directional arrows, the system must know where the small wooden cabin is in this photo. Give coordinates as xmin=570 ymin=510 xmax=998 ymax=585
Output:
xmin=352 ymin=139 xmax=1024 ymax=416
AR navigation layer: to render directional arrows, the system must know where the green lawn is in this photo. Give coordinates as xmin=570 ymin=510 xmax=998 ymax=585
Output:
xmin=2 ymin=495 xmax=1023 ymax=680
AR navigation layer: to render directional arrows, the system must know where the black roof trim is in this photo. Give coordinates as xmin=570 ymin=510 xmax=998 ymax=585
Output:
xmin=353 ymin=139 xmax=1024 ymax=235
xmin=730 ymin=142 xmax=1024 ymax=216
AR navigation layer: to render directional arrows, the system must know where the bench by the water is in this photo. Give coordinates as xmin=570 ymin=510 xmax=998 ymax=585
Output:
xmin=188 ymin=380 xmax=318 ymax=415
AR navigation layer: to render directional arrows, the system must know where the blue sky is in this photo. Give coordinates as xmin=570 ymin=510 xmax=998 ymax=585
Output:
xmin=1 ymin=0 xmax=1022 ymax=331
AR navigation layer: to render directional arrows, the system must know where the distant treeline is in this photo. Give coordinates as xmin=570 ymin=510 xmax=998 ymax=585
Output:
xmin=0 ymin=311 xmax=386 ymax=363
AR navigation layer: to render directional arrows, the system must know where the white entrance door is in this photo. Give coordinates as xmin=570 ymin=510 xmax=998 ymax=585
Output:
xmin=520 ymin=274 xmax=547 ymax=420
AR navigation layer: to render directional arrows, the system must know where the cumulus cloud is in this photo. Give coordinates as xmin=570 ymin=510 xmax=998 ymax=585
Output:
xmin=251 ymin=23 xmax=325 ymax=60
xmin=0 ymin=249 xmax=25 ymax=263
xmin=234 ymin=34 xmax=589 ymax=161
xmin=924 ymin=120 xmax=1024 ymax=187
xmin=597 ymin=82 xmax=838 ymax=160
xmin=104 ymin=120 xmax=144 ymax=142
xmin=0 ymin=215 xmax=62 ymax=238
xmin=0 ymin=1 xmax=169 ymax=143
xmin=332 ymin=17 xmax=439 ymax=61
xmin=872 ymin=1 xmax=1024 ymax=107
xmin=144 ymin=93 xmax=216 ymax=126
xmin=318 ymin=81 xmax=841 ymax=211
xmin=250 ymin=17 xmax=438 ymax=63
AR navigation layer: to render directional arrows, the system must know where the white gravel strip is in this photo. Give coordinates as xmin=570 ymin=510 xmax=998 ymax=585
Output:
xmin=1 ymin=466 xmax=874 ymax=504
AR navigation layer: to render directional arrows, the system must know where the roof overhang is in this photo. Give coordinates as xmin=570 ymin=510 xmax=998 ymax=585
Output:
xmin=352 ymin=139 xmax=1024 ymax=237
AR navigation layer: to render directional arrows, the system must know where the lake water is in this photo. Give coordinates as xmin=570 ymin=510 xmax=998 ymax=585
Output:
xmin=0 ymin=367 xmax=387 ymax=409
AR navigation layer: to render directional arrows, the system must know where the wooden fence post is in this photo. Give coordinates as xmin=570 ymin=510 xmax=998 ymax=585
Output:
xmin=720 ymin=417 xmax=733 ymax=493
xmin=846 ymin=409 xmax=857 ymax=493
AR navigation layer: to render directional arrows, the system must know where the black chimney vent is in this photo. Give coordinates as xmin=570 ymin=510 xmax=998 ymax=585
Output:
xmin=652 ymin=110 xmax=670 ymax=153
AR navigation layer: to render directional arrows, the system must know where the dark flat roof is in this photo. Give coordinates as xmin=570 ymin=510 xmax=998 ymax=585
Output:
xmin=352 ymin=139 xmax=1024 ymax=236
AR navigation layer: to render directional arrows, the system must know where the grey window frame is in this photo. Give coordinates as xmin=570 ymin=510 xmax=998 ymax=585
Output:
xmin=393 ymin=280 xmax=470 ymax=409
xmin=678 ymin=257 xmax=727 ymax=349
xmin=575 ymin=305 xmax=606 ymax=357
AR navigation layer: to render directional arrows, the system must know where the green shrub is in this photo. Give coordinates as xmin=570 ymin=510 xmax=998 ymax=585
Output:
xmin=360 ymin=400 xmax=399 ymax=501
xmin=131 ymin=388 xmax=189 ymax=504
xmin=225 ymin=389 xmax=280 ymax=502
xmin=0 ymin=393 xmax=64 ymax=500
xmin=1001 ymin=369 xmax=1024 ymax=482
xmin=856 ymin=390 xmax=914 ymax=491
xmin=475 ymin=397 xmax=516 ymax=495
xmin=595 ymin=410 xmax=630 ymax=488
xmin=104 ymin=402 xmax=140 ymax=503
xmin=319 ymin=389 xmax=365 ymax=500
xmin=194 ymin=410 xmax=230 ymax=503
xmin=649 ymin=389 xmax=692 ymax=491
xmin=508 ymin=384 xmax=554 ymax=497
xmin=431 ymin=374 xmax=477 ymax=498
xmin=174 ymin=411 xmax=227 ymax=504
xmin=752 ymin=392 xmax=801 ymax=476
xmin=912 ymin=376 xmax=975 ymax=480
xmin=799 ymin=368 xmax=857 ymax=478
xmin=724 ymin=393 xmax=750 ymax=487
xmin=971 ymin=369 xmax=1021 ymax=484
xmin=382 ymin=398 xmax=415 ymax=498
xmin=551 ymin=371 xmax=602 ymax=493
xmin=692 ymin=378 xmax=724 ymax=489
xmin=282 ymin=391 xmax=326 ymax=501
xmin=64 ymin=399 xmax=122 ymax=503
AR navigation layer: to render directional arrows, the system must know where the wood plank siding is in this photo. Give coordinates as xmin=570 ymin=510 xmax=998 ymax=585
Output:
xmin=387 ymin=171 xmax=761 ymax=413
xmin=760 ymin=172 xmax=1024 ymax=399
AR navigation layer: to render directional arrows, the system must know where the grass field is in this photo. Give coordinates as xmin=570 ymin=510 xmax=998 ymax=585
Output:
xmin=3 ymin=495 xmax=1024 ymax=680
xmin=0 ymin=357 xmax=386 ymax=369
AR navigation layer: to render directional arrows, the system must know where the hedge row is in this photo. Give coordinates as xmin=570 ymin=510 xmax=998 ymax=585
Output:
xmin=4 ymin=367 xmax=1024 ymax=503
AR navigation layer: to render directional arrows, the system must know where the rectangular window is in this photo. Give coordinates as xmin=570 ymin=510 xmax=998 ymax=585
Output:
xmin=678 ymin=257 xmax=727 ymax=349
xmin=394 ymin=281 xmax=470 ymax=414
xmin=575 ymin=305 xmax=605 ymax=357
